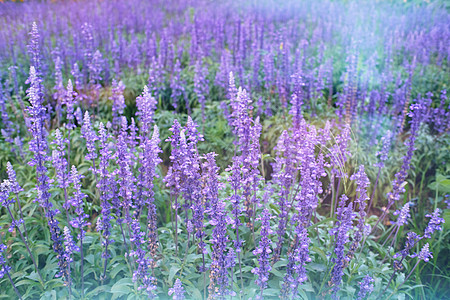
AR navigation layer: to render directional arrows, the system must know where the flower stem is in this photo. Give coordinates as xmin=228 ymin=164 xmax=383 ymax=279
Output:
xmin=2 ymin=262 xmax=22 ymax=300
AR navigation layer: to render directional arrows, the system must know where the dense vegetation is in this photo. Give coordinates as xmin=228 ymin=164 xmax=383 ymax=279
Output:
xmin=0 ymin=0 xmax=449 ymax=299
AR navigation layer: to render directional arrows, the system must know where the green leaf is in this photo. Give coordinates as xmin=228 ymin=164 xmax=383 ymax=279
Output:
xmin=110 ymin=264 xmax=128 ymax=279
xmin=111 ymin=278 xmax=133 ymax=300
xmin=25 ymin=271 xmax=41 ymax=282
xmin=169 ymin=265 xmax=181 ymax=282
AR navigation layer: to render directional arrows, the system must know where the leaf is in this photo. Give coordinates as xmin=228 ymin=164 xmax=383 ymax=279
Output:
xmin=307 ymin=263 xmax=327 ymax=272
xmin=85 ymin=285 xmax=111 ymax=297
xmin=111 ymin=278 xmax=133 ymax=300
xmin=110 ymin=264 xmax=128 ymax=279
xmin=25 ymin=272 xmax=41 ymax=282
xmin=169 ymin=265 xmax=181 ymax=282
xmin=16 ymin=279 xmax=38 ymax=287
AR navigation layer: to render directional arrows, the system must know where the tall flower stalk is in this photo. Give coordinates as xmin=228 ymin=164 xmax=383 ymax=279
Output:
xmin=68 ymin=166 xmax=91 ymax=296
xmin=26 ymin=65 xmax=68 ymax=285
xmin=252 ymin=209 xmax=272 ymax=299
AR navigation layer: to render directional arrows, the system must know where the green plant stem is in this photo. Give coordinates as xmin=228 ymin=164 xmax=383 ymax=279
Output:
xmin=333 ymin=177 xmax=341 ymax=218
xmin=367 ymin=166 xmax=382 ymax=214
xmin=175 ymin=196 xmax=179 ymax=255
xmin=330 ymin=175 xmax=335 ymax=218
xmin=67 ymin=128 xmax=72 ymax=172
xmin=14 ymin=193 xmax=29 ymax=241
xmin=385 ymin=260 xmax=420 ymax=300
xmin=101 ymin=241 xmax=109 ymax=283
xmin=237 ymin=250 xmax=244 ymax=300
xmin=68 ymin=255 xmax=72 ymax=300
xmin=2 ymin=263 xmax=22 ymax=300
xmin=80 ymin=238 xmax=84 ymax=299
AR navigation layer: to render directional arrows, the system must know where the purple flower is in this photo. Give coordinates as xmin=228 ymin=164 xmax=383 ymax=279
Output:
xmin=0 ymin=243 xmax=12 ymax=280
xmin=201 ymin=152 xmax=222 ymax=218
xmin=194 ymin=61 xmax=209 ymax=122
xmin=433 ymin=90 xmax=447 ymax=133
xmin=0 ymin=181 xmax=15 ymax=212
xmin=423 ymin=209 xmax=445 ymax=239
xmin=374 ymin=130 xmax=392 ymax=168
xmin=129 ymin=218 xmax=157 ymax=297
xmin=110 ymin=79 xmax=126 ymax=128
xmin=349 ymin=165 xmax=370 ymax=255
xmin=290 ymin=72 xmax=305 ymax=128
xmin=140 ymin=126 xmax=162 ymax=263
xmin=272 ymin=131 xmax=296 ymax=261
xmin=357 ymin=275 xmax=374 ymax=300
xmin=411 ymin=243 xmax=432 ymax=262
xmin=63 ymin=79 xmax=77 ymax=130
xmin=330 ymin=195 xmax=355 ymax=297
xmin=136 ymin=85 xmax=157 ymax=137
xmin=393 ymin=202 xmax=411 ymax=227
xmin=252 ymin=209 xmax=272 ymax=294
xmin=6 ymin=162 xmax=23 ymax=195
xmin=81 ymin=111 xmax=98 ymax=162
xmin=27 ymin=22 xmax=41 ymax=71
xmin=52 ymin=129 xmax=69 ymax=190
xmin=148 ymin=55 xmax=164 ymax=97
xmin=170 ymin=59 xmax=186 ymax=111
xmin=393 ymin=232 xmax=421 ymax=261
xmin=164 ymin=119 xmax=184 ymax=201
xmin=75 ymin=107 xmax=83 ymax=126
xmin=387 ymin=103 xmax=427 ymax=208
xmin=168 ymin=278 xmax=185 ymax=300
xmin=68 ymin=166 xmax=90 ymax=240
xmin=26 ymin=65 xmax=67 ymax=281
xmin=115 ymin=117 xmax=136 ymax=225
xmin=281 ymin=226 xmax=311 ymax=298
xmin=209 ymin=199 xmax=234 ymax=299
xmin=53 ymin=56 xmax=65 ymax=124
xmin=96 ymin=123 xmax=114 ymax=262
xmin=63 ymin=226 xmax=79 ymax=263
xmin=89 ymin=50 xmax=103 ymax=84
xmin=0 ymin=78 xmax=16 ymax=147
xmin=227 ymin=156 xmax=243 ymax=252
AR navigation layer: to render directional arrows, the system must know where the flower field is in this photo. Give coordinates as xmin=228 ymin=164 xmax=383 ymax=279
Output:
xmin=0 ymin=0 xmax=449 ymax=299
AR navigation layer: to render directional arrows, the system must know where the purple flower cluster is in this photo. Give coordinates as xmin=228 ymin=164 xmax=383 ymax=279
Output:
xmin=330 ymin=195 xmax=355 ymax=297
xmin=252 ymin=209 xmax=272 ymax=296
xmin=96 ymin=123 xmax=115 ymax=276
xmin=68 ymin=166 xmax=90 ymax=240
xmin=0 ymin=1 xmax=448 ymax=298
xmin=349 ymin=165 xmax=370 ymax=256
xmin=411 ymin=243 xmax=432 ymax=262
xmin=136 ymin=85 xmax=157 ymax=137
xmin=357 ymin=275 xmax=374 ymax=300
xmin=110 ymin=79 xmax=126 ymax=128
xmin=393 ymin=202 xmax=411 ymax=227
xmin=423 ymin=209 xmax=445 ymax=239
xmin=0 ymin=243 xmax=12 ymax=285
xmin=168 ymin=278 xmax=185 ymax=300
xmin=81 ymin=111 xmax=98 ymax=162
xmin=209 ymin=199 xmax=234 ymax=299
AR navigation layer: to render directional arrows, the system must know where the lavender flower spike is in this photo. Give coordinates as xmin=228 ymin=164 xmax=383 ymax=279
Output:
xmin=81 ymin=111 xmax=98 ymax=162
xmin=168 ymin=278 xmax=185 ymax=300
xmin=252 ymin=209 xmax=272 ymax=298
xmin=411 ymin=243 xmax=432 ymax=262
xmin=357 ymin=275 xmax=374 ymax=300
xmin=423 ymin=208 xmax=445 ymax=238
